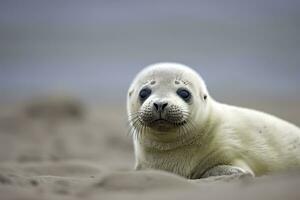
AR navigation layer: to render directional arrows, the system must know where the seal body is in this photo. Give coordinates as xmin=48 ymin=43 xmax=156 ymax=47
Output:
xmin=127 ymin=63 xmax=300 ymax=178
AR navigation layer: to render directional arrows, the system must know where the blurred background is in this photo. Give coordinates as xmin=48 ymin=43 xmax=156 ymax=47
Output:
xmin=1 ymin=0 xmax=299 ymax=102
xmin=0 ymin=0 xmax=299 ymax=164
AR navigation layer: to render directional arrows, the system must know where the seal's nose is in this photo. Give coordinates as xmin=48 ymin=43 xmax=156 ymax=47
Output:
xmin=153 ymin=102 xmax=168 ymax=112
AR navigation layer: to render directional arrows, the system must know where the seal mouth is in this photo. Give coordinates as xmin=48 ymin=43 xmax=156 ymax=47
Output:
xmin=151 ymin=118 xmax=171 ymax=125
xmin=153 ymin=119 xmax=168 ymax=123
xmin=147 ymin=118 xmax=172 ymax=130
xmin=147 ymin=118 xmax=187 ymax=132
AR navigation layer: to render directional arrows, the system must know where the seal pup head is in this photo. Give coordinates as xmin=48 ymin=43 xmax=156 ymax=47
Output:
xmin=127 ymin=63 xmax=210 ymax=142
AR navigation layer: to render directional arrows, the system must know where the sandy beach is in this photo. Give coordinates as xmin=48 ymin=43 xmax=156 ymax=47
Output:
xmin=0 ymin=96 xmax=299 ymax=200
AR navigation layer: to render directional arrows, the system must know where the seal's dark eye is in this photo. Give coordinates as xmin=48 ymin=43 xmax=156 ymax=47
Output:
xmin=177 ymin=89 xmax=191 ymax=101
xmin=139 ymin=88 xmax=152 ymax=101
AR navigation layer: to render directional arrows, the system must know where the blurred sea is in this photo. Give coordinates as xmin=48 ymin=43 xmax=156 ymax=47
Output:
xmin=0 ymin=0 xmax=299 ymax=104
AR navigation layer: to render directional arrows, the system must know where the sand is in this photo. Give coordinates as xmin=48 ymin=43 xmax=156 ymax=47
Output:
xmin=0 ymin=96 xmax=300 ymax=200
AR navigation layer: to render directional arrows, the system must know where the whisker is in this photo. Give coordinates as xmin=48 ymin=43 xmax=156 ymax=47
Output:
xmin=127 ymin=108 xmax=200 ymax=146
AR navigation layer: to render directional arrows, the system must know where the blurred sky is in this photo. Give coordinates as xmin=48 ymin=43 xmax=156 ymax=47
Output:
xmin=0 ymin=0 xmax=299 ymax=103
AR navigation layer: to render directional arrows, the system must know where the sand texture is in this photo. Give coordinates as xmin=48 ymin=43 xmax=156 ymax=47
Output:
xmin=0 ymin=97 xmax=300 ymax=200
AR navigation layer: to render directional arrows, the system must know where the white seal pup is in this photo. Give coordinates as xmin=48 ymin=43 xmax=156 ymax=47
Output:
xmin=127 ymin=63 xmax=300 ymax=178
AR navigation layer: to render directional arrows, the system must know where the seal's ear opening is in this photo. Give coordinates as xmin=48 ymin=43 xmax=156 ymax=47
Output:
xmin=128 ymin=89 xmax=134 ymax=97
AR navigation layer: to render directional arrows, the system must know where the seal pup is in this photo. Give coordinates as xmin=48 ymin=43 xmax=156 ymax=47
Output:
xmin=127 ymin=63 xmax=300 ymax=179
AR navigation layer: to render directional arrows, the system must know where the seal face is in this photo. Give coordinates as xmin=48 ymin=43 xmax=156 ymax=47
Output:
xmin=127 ymin=62 xmax=300 ymax=179
xmin=127 ymin=63 xmax=208 ymax=140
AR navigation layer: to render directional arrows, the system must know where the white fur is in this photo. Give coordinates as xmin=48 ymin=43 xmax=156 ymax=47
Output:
xmin=127 ymin=63 xmax=300 ymax=178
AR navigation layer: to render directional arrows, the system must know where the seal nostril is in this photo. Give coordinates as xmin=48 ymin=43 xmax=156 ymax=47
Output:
xmin=153 ymin=103 xmax=159 ymax=111
xmin=162 ymin=103 xmax=168 ymax=110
